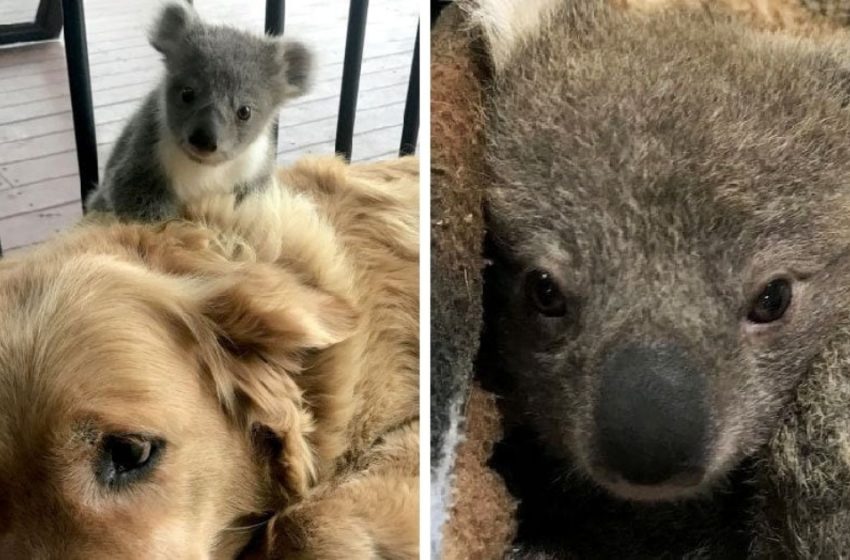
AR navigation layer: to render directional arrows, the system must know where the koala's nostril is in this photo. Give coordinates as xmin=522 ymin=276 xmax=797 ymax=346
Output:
xmin=593 ymin=343 xmax=708 ymax=487
xmin=187 ymin=128 xmax=218 ymax=153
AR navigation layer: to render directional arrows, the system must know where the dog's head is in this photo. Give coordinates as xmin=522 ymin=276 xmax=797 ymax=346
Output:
xmin=150 ymin=2 xmax=312 ymax=165
xmin=476 ymin=0 xmax=850 ymax=502
xmin=0 ymin=220 xmax=355 ymax=558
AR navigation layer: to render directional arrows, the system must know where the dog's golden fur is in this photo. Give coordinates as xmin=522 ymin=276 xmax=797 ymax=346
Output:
xmin=0 ymin=156 xmax=419 ymax=559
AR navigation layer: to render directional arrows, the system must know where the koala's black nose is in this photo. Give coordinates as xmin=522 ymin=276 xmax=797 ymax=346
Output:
xmin=593 ymin=344 xmax=708 ymax=487
xmin=187 ymin=127 xmax=218 ymax=153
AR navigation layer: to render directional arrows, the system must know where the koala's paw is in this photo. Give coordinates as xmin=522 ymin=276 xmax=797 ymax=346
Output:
xmin=750 ymin=334 xmax=850 ymax=558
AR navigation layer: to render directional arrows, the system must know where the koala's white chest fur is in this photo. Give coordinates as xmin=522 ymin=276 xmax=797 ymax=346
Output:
xmin=157 ymin=131 xmax=272 ymax=203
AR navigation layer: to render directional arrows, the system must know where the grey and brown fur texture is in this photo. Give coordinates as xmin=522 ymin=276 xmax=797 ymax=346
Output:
xmin=432 ymin=0 xmax=850 ymax=557
xmin=86 ymin=1 xmax=312 ymax=221
xmin=429 ymin=4 xmax=491 ymax=557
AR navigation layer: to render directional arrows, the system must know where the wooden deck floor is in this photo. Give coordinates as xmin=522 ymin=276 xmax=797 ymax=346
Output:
xmin=0 ymin=0 xmax=418 ymax=255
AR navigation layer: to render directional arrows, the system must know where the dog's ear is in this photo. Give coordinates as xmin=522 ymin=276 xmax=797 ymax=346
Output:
xmin=149 ymin=1 xmax=197 ymax=57
xmin=126 ymin=222 xmax=356 ymax=501
xmin=194 ymin=263 xmax=356 ymax=355
xmin=130 ymin=222 xmax=356 ymax=354
xmin=268 ymin=40 xmax=314 ymax=99
xmin=189 ymin=265 xmax=356 ymax=501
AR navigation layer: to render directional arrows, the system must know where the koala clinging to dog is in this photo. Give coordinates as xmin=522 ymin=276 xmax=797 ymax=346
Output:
xmin=86 ymin=1 xmax=312 ymax=221
xmin=463 ymin=0 xmax=850 ymax=556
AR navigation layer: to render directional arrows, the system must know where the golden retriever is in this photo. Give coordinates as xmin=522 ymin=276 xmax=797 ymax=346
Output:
xmin=0 ymin=156 xmax=419 ymax=559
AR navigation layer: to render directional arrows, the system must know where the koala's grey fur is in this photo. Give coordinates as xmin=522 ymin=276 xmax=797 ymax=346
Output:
xmin=87 ymin=2 xmax=312 ymax=221
xmin=474 ymin=0 xmax=850 ymax=556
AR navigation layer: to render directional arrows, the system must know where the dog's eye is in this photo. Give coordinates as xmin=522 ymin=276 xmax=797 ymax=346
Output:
xmin=526 ymin=269 xmax=567 ymax=317
xmin=181 ymin=87 xmax=195 ymax=104
xmin=747 ymin=278 xmax=792 ymax=324
xmin=237 ymin=106 xmax=252 ymax=121
xmin=95 ymin=434 xmax=164 ymax=489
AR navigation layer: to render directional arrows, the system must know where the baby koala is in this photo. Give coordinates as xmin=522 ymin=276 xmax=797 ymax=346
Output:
xmin=87 ymin=2 xmax=312 ymax=221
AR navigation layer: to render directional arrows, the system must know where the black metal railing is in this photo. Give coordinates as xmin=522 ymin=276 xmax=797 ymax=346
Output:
xmin=399 ymin=24 xmax=419 ymax=156
xmin=335 ymin=0 xmax=370 ymax=160
xmin=264 ymin=0 xmax=285 ymax=35
xmin=62 ymin=0 xmax=99 ymax=203
xmin=0 ymin=0 xmax=63 ymax=47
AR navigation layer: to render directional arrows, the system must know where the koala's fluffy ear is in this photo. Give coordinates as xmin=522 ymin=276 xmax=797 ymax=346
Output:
xmin=269 ymin=40 xmax=314 ymax=99
xmin=149 ymin=1 xmax=197 ymax=57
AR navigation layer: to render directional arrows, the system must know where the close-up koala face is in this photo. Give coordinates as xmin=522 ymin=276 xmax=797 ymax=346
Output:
xmin=150 ymin=3 xmax=312 ymax=165
xmin=484 ymin=3 xmax=850 ymax=502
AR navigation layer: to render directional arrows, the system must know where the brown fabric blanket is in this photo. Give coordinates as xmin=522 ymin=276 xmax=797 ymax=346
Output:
xmin=430 ymin=4 xmax=517 ymax=558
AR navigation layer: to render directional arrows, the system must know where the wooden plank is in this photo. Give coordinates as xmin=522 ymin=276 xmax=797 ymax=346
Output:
xmin=0 ymin=120 xmax=124 ymax=165
xmin=363 ymin=150 xmax=403 ymax=161
xmin=0 ymin=39 xmax=62 ymax=68
xmin=0 ymin=151 xmax=79 ymax=186
xmin=2 ymin=86 xmax=408 ymax=185
xmin=0 ymin=168 xmax=12 ymax=188
xmin=0 ymin=33 xmax=413 ymax=96
xmin=0 ymin=0 xmax=415 ymax=60
xmin=278 ymin=124 xmax=405 ymax=164
xmin=0 ymin=67 xmax=411 ymax=161
xmin=0 ymin=126 xmax=405 ymax=250
xmin=351 ymin=125 xmax=406 ymax=161
xmin=0 ymin=20 xmax=413 ymax=85
xmin=2 ymin=242 xmax=35 ymax=255
xmin=2 ymin=96 xmax=407 ymax=187
xmin=0 ymin=79 xmax=407 ymax=166
xmin=0 ymin=2 xmax=412 ymax=76
xmin=0 ymin=200 xmax=82 ymax=251
xmin=0 ymin=5 xmax=40 ymax=24
xmin=0 ymin=134 xmax=405 ymax=252
xmin=0 ymin=175 xmax=79 ymax=219
xmin=0 ymin=53 xmax=412 ymax=140
xmin=0 ymin=49 xmax=412 ymax=127
xmin=0 ymin=45 xmax=412 ymax=110
xmin=277 ymin=102 xmax=406 ymax=155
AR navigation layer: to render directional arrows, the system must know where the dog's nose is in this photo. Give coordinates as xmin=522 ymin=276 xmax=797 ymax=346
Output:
xmin=188 ymin=127 xmax=218 ymax=153
xmin=593 ymin=343 xmax=708 ymax=487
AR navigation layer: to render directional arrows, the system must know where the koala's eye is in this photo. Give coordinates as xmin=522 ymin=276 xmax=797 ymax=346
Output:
xmin=526 ymin=269 xmax=567 ymax=317
xmin=181 ymin=87 xmax=195 ymax=104
xmin=95 ymin=434 xmax=164 ymax=489
xmin=237 ymin=106 xmax=252 ymax=121
xmin=747 ymin=278 xmax=792 ymax=324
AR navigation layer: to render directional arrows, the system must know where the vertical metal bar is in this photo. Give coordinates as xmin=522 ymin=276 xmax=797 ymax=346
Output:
xmin=264 ymin=0 xmax=285 ymax=35
xmin=399 ymin=24 xmax=419 ymax=156
xmin=335 ymin=0 xmax=369 ymax=161
xmin=265 ymin=0 xmax=286 ymax=147
xmin=61 ymin=0 xmax=99 ymax=205
xmin=35 ymin=0 xmax=64 ymax=39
